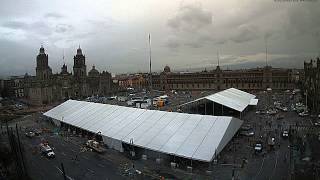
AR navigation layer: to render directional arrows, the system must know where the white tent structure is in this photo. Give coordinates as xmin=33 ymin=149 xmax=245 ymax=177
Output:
xmin=180 ymin=88 xmax=258 ymax=113
xmin=44 ymin=100 xmax=243 ymax=162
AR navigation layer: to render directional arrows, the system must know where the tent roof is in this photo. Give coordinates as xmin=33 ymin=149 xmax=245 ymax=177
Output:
xmin=44 ymin=100 xmax=243 ymax=162
xmin=249 ymin=98 xmax=259 ymax=106
xmin=181 ymin=88 xmax=258 ymax=112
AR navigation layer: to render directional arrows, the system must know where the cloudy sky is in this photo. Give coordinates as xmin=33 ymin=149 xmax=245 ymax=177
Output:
xmin=0 ymin=0 xmax=319 ymax=77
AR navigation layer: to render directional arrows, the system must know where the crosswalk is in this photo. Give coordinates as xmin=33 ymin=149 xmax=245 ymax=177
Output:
xmin=289 ymin=126 xmax=320 ymax=133
xmin=261 ymin=126 xmax=320 ymax=133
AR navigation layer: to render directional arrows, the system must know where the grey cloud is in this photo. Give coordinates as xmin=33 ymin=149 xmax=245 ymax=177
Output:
xmin=44 ymin=12 xmax=64 ymax=19
xmin=167 ymin=4 xmax=212 ymax=32
xmin=165 ymin=3 xmax=214 ymax=50
xmin=87 ymin=18 xmax=116 ymax=28
xmin=230 ymin=25 xmax=259 ymax=43
xmin=166 ymin=39 xmax=180 ymax=49
xmin=2 ymin=21 xmax=28 ymax=29
xmin=285 ymin=4 xmax=320 ymax=37
xmin=2 ymin=20 xmax=52 ymax=36
xmin=55 ymin=24 xmax=73 ymax=33
xmin=184 ymin=41 xmax=202 ymax=48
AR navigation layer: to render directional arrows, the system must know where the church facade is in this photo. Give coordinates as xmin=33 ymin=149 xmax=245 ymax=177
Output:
xmin=24 ymin=46 xmax=117 ymax=105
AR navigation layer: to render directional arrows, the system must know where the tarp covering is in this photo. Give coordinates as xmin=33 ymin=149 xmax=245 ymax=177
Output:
xmin=180 ymin=88 xmax=258 ymax=112
xmin=44 ymin=100 xmax=243 ymax=162
xmin=249 ymin=98 xmax=259 ymax=106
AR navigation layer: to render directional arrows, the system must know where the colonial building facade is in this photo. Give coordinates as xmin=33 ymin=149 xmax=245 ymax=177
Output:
xmin=304 ymin=58 xmax=320 ymax=113
xmin=152 ymin=65 xmax=297 ymax=92
xmin=23 ymin=46 xmax=117 ymax=105
xmin=115 ymin=73 xmax=148 ymax=90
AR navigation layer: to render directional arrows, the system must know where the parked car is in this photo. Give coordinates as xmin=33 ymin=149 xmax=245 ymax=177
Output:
xmin=299 ymin=112 xmax=309 ymax=117
xmin=239 ymin=130 xmax=255 ymax=137
xmin=254 ymin=142 xmax=263 ymax=153
xmin=39 ymin=143 xmax=55 ymax=158
xmin=25 ymin=131 xmax=35 ymax=138
xmin=314 ymin=121 xmax=320 ymax=126
xmin=282 ymin=130 xmax=289 ymax=138
xmin=240 ymin=125 xmax=252 ymax=131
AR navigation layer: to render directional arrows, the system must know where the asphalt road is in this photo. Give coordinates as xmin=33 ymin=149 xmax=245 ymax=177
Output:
xmin=3 ymin=90 xmax=315 ymax=180
xmin=235 ymin=91 xmax=309 ymax=180
xmin=21 ymin=132 xmax=126 ymax=180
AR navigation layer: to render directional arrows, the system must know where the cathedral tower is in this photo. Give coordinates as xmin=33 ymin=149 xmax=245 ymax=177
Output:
xmin=73 ymin=46 xmax=87 ymax=78
xmin=36 ymin=45 xmax=52 ymax=80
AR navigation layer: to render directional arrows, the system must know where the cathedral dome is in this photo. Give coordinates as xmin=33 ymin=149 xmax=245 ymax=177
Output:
xmin=164 ymin=65 xmax=171 ymax=73
xmin=88 ymin=65 xmax=99 ymax=76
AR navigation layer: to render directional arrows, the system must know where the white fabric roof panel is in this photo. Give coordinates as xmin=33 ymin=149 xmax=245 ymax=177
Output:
xmin=205 ymin=88 xmax=256 ymax=112
xmin=180 ymin=88 xmax=258 ymax=112
xmin=44 ymin=100 xmax=243 ymax=162
xmin=249 ymin=98 xmax=259 ymax=106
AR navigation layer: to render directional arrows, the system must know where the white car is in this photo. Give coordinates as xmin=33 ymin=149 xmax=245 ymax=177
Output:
xmin=40 ymin=143 xmax=55 ymax=158
xmin=282 ymin=130 xmax=289 ymax=137
xmin=254 ymin=143 xmax=263 ymax=152
xmin=299 ymin=112 xmax=309 ymax=117
xmin=314 ymin=121 xmax=320 ymax=126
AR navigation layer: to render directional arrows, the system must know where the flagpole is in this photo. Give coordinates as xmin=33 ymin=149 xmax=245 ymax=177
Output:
xmin=149 ymin=34 xmax=153 ymax=107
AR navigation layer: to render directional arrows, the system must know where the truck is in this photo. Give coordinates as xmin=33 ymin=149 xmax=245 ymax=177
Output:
xmin=39 ymin=143 xmax=55 ymax=158
xmin=86 ymin=140 xmax=106 ymax=153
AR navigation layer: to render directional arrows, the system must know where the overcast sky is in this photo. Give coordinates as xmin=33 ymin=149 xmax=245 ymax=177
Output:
xmin=0 ymin=0 xmax=319 ymax=77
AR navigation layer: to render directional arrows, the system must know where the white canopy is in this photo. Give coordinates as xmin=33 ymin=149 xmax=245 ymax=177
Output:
xmin=44 ymin=100 xmax=243 ymax=162
xmin=181 ymin=88 xmax=258 ymax=112
xmin=249 ymin=98 xmax=259 ymax=106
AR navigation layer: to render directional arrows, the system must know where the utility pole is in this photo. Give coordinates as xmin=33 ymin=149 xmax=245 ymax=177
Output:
xmin=148 ymin=34 xmax=153 ymax=109
xmin=217 ymin=51 xmax=220 ymax=67
xmin=265 ymin=36 xmax=268 ymax=67
xmin=15 ymin=124 xmax=26 ymax=176
xmin=305 ymin=90 xmax=308 ymax=112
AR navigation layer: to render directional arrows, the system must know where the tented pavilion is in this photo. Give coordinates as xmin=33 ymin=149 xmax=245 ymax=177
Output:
xmin=179 ymin=88 xmax=258 ymax=119
xmin=44 ymin=100 xmax=243 ymax=163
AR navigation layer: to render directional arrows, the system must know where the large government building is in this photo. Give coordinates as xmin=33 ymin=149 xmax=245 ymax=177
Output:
xmin=151 ymin=65 xmax=299 ymax=92
xmin=21 ymin=46 xmax=117 ymax=105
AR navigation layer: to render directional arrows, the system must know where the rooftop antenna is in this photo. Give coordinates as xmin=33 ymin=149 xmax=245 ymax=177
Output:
xmin=63 ymin=49 xmax=65 ymax=64
xmin=217 ymin=51 xmax=220 ymax=68
xmin=217 ymin=51 xmax=220 ymax=67
xmin=265 ymin=37 xmax=268 ymax=67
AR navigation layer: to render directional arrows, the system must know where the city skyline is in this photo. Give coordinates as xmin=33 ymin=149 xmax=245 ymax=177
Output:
xmin=0 ymin=0 xmax=320 ymax=77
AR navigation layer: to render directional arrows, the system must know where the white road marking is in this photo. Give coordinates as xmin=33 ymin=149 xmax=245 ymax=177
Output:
xmin=83 ymin=156 xmax=89 ymax=160
xmin=269 ymin=151 xmax=279 ymax=180
xmin=253 ymin=156 xmax=265 ymax=180
xmin=55 ymin=166 xmax=74 ymax=180
xmin=87 ymin=168 xmax=95 ymax=174
xmin=98 ymin=163 xmax=105 ymax=168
